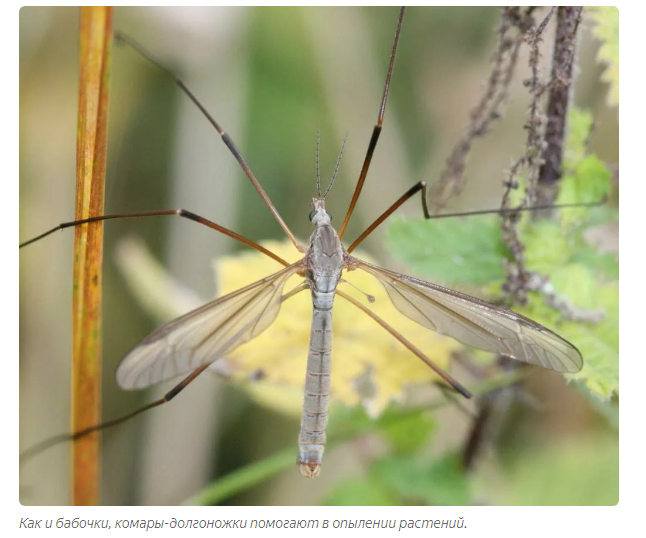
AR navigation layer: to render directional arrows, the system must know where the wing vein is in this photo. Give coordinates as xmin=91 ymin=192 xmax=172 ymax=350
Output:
xmin=116 ymin=261 xmax=304 ymax=389
xmin=351 ymin=257 xmax=582 ymax=373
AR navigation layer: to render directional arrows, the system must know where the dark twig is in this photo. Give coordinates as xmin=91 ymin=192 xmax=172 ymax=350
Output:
xmin=537 ymin=7 xmax=584 ymax=211
xmin=464 ymin=7 xmax=599 ymax=475
xmin=464 ymin=7 xmax=563 ymax=473
xmin=500 ymin=7 xmax=556 ymax=306
xmin=481 ymin=11 xmax=556 ymax=476
xmin=446 ymin=5 xmax=601 ymax=478
xmin=463 ymin=357 xmax=520 ymax=471
xmin=430 ymin=7 xmax=528 ymax=212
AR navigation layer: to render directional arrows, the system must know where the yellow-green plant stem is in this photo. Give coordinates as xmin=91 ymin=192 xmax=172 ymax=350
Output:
xmin=72 ymin=6 xmax=112 ymax=506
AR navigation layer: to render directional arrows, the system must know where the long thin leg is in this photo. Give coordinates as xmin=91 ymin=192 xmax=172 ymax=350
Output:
xmin=282 ymin=281 xmax=309 ymax=302
xmin=435 ymin=382 xmax=476 ymax=419
xmin=347 ymin=179 xmax=603 ymax=252
xmin=338 ymin=7 xmax=406 ymax=240
xmin=21 ymin=281 xmax=309 ymax=466
xmin=114 ymin=32 xmax=303 ymax=252
xmin=336 ymin=289 xmax=472 ymax=399
xmin=19 ymin=209 xmax=289 ymax=267
xmin=20 ymin=364 xmax=210 ymax=466
xmin=348 ymin=181 xmax=428 ymax=253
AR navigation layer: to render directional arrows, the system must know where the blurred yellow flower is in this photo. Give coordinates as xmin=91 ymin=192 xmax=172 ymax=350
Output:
xmin=215 ymin=240 xmax=461 ymax=418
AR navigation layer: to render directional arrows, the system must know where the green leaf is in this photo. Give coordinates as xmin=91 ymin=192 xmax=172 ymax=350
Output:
xmin=517 ymin=266 xmax=618 ymax=399
xmin=388 ymin=207 xmax=618 ymax=400
xmin=587 ymin=7 xmax=619 ymax=106
xmin=563 ymin=108 xmax=594 ymax=171
xmin=387 ymin=109 xmax=617 ymax=401
xmin=557 ymin=155 xmax=612 ymax=228
xmin=521 ymin=220 xmax=572 ymax=273
xmin=574 ymin=156 xmax=613 ymax=200
xmin=381 ymin=412 xmax=437 ymax=455
xmin=387 ymin=216 xmax=508 ymax=285
xmin=373 ymin=454 xmax=470 ymax=505
xmin=558 ymin=286 xmax=618 ymax=399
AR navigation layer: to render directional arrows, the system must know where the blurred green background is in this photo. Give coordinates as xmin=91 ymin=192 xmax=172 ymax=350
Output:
xmin=20 ymin=7 xmax=618 ymax=506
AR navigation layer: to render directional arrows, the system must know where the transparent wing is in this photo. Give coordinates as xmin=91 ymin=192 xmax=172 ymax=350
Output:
xmin=355 ymin=259 xmax=582 ymax=373
xmin=116 ymin=262 xmax=304 ymax=389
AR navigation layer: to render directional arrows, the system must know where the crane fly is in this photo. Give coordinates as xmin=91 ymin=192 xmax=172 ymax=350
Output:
xmin=20 ymin=7 xmax=583 ymax=481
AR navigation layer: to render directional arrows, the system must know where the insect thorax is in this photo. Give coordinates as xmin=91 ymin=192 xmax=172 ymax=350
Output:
xmin=307 ymin=215 xmax=344 ymax=295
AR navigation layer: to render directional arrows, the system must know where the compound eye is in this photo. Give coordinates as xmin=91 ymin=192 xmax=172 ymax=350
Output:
xmin=327 ymin=212 xmax=332 ymax=221
xmin=308 ymin=210 xmax=318 ymax=222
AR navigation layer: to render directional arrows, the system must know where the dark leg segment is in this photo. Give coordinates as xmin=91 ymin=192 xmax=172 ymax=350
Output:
xmin=20 ymin=364 xmax=210 ymax=466
xmin=336 ymin=289 xmax=472 ymax=399
xmin=347 ymin=181 xmax=428 ymax=253
xmin=347 ymin=180 xmax=603 ymax=253
xmin=338 ymin=7 xmax=406 ymax=240
xmin=19 ymin=209 xmax=289 ymax=267
xmin=114 ymin=32 xmax=302 ymax=251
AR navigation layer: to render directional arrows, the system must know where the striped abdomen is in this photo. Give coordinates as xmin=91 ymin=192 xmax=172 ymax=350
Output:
xmin=297 ymin=290 xmax=334 ymax=477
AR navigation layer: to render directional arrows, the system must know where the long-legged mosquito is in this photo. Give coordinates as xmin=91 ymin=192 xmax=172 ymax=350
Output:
xmin=20 ymin=7 xmax=584 ymax=482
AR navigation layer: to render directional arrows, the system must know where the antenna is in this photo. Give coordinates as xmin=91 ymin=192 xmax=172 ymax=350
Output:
xmin=323 ymin=133 xmax=348 ymax=199
xmin=316 ymin=129 xmax=321 ymax=197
